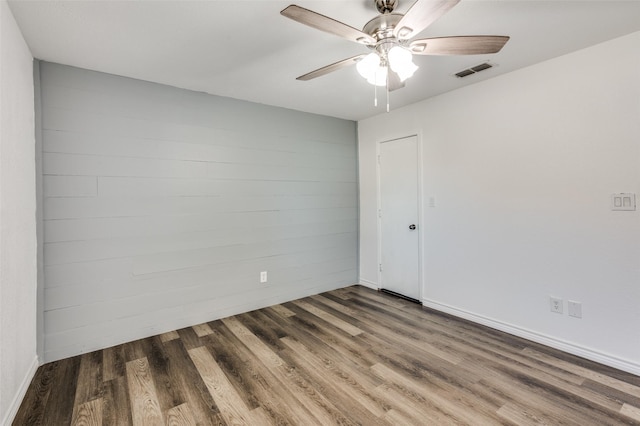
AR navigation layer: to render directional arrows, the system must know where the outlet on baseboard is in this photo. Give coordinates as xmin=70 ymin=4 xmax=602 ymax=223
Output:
xmin=549 ymin=296 xmax=563 ymax=314
xmin=260 ymin=271 xmax=268 ymax=283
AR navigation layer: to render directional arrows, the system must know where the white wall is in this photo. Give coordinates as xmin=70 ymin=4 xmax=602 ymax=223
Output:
xmin=359 ymin=31 xmax=640 ymax=375
xmin=39 ymin=62 xmax=358 ymax=362
xmin=0 ymin=1 xmax=38 ymax=424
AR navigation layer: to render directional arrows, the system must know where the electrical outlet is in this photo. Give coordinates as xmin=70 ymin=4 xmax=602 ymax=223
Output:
xmin=260 ymin=271 xmax=268 ymax=283
xmin=568 ymin=300 xmax=582 ymax=318
xmin=549 ymin=297 xmax=563 ymax=314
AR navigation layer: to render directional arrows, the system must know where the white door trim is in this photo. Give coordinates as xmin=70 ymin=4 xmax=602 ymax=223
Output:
xmin=376 ymin=133 xmax=424 ymax=301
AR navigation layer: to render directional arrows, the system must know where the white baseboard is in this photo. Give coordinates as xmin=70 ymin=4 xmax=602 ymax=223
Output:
xmin=44 ymin=282 xmax=362 ymax=363
xmin=422 ymin=299 xmax=640 ymax=377
xmin=358 ymin=279 xmax=379 ymax=291
xmin=2 ymin=355 xmax=39 ymax=426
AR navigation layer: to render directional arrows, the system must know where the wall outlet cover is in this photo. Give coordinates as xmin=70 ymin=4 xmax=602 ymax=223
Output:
xmin=550 ymin=297 xmax=563 ymax=314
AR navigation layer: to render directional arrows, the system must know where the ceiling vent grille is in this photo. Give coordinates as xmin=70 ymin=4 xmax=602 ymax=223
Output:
xmin=455 ymin=62 xmax=493 ymax=78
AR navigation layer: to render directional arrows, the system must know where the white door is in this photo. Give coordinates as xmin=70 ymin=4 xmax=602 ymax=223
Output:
xmin=379 ymin=136 xmax=420 ymax=300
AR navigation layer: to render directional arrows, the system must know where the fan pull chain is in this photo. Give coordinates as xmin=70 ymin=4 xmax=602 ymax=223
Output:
xmin=374 ymin=81 xmax=378 ymax=107
xmin=386 ymin=71 xmax=390 ymax=113
xmin=386 ymin=87 xmax=389 ymax=112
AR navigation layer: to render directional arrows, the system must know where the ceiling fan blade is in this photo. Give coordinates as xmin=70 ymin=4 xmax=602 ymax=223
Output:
xmin=394 ymin=0 xmax=460 ymax=40
xmin=281 ymin=5 xmax=375 ymax=45
xmin=409 ymin=36 xmax=510 ymax=55
xmin=296 ymin=54 xmax=368 ymax=81
xmin=387 ymin=70 xmax=405 ymax=92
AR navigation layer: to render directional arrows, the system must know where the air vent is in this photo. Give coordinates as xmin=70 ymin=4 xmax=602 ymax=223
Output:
xmin=471 ymin=63 xmax=492 ymax=73
xmin=455 ymin=62 xmax=493 ymax=78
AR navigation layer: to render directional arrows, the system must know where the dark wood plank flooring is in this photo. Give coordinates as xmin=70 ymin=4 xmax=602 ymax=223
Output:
xmin=13 ymin=285 xmax=640 ymax=425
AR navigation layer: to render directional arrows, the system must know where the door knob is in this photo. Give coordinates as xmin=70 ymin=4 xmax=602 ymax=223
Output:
xmin=409 ymin=224 xmax=416 ymax=230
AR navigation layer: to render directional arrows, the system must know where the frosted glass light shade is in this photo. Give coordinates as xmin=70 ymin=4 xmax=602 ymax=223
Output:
xmin=357 ymin=53 xmax=380 ymax=79
xmin=388 ymin=46 xmax=418 ymax=81
xmin=357 ymin=53 xmax=388 ymax=87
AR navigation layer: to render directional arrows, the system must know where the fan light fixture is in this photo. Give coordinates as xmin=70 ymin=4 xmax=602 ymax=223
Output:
xmin=281 ymin=0 xmax=510 ymax=112
xmin=356 ymin=53 xmax=386 ymax=86
xmin=388 ymin=46 xmax=418 ymax=80
xmin=356 ymin=46 xmax=418 ymax=86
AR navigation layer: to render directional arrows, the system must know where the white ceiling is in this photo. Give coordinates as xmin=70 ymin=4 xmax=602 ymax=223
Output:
xmin=8 ymin=0 xmax=640 ymax=121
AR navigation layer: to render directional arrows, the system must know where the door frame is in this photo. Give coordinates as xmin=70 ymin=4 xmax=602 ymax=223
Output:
xmin=376 ymin=133 xmax=424 ymax=302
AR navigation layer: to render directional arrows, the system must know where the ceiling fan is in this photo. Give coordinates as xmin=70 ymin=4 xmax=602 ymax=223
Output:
xmin=281 ymin=0 xmax=509 ymax=102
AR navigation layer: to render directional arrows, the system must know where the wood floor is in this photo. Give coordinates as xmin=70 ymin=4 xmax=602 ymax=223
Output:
xmin=14 ymin=285 xmax=640 ymax=425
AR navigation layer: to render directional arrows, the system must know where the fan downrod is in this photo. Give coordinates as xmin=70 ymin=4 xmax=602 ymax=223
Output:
xmin=375 ymin=0 xmax=397 ymax=14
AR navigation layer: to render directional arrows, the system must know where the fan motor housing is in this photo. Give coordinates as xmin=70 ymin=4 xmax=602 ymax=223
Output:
xmin=363 ymin=13 xmax=403 ymax=41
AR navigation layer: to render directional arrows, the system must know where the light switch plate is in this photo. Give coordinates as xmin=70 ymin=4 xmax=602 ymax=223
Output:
xmin=611 ymin=193 xmax=636 ymax=211
xmin=568 ymin=300 xmax=582 ymax=318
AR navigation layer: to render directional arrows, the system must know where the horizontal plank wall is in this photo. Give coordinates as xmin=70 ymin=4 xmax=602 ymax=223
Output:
xmin=39 ymin=62 xmax=358 ymax=362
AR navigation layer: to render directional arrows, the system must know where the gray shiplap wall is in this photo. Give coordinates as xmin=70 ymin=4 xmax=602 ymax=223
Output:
xmin=39 ymin=62 xmax=358 ymax=362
